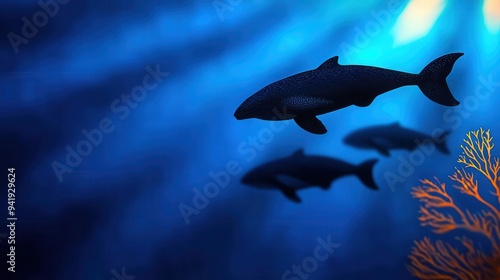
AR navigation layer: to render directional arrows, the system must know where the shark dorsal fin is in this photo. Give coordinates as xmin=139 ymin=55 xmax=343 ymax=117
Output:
xmin=318 ymin=56 xmax=340 ymax=69
xmin=291 ymin=149 xmax=305 ymax=158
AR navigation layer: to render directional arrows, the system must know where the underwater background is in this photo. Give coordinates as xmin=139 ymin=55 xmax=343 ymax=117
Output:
xmin=0 ymin=0 xmax=499 ymax=279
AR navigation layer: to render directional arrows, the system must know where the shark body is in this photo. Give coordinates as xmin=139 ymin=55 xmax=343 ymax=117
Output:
xmin=241 ymin=149 xmax=378 ymax=202
xmin=344 ymin=123 xmax=450 ymax=156
xmin=234 ymin=53 xmax=464 ymax=134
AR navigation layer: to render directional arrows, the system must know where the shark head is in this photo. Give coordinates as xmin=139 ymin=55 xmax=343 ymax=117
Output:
xmin=235 ymin=86 xmax=292 ymax=121
xmin=240 ymin=165 xmax=276 ymax=189
xmin=343 ymin=130 xmax=367 ymax=148
xmin=241 ymin=167 xmax=264 ymax=186
xmin=234 ymin=98 xmax=259 ymax=120
xmin=234 ymin=96 xmax=274 ymax=120
xmin=242 ymin=150 xmax=304 ymax=189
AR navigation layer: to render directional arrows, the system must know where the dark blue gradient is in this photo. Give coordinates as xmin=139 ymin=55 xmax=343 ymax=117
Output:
xmin=0 ymin=0 xmax=499 ymax=279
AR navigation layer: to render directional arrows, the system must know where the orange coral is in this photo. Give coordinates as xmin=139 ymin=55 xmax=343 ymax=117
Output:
xmin=408 ymin=128 xmax=500 ymax=280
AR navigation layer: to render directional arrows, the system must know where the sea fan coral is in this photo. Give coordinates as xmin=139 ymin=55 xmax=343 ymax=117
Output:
xmin=408 ymin=128 xmax=500 ymax=280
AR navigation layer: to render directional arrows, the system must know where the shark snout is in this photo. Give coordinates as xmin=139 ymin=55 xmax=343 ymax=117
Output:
xmin=235 ymin=93 xmax=286 ymax=121
xmin=241 ymin=173 xmax=257 ymax=186
xmin=241 ymin=169 xmax=262 ymax=186
xmin=343 ymin=135 xmax=355 ymax=145
xmin=234 ymin=107 xmax=247 ymax=120
xmin=234 ymin=103 xmax=254 ymax=120
xmin=240 ymin=174 xmax=250 ymax=184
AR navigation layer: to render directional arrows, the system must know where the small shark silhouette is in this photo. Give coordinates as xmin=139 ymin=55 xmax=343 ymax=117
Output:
xmin=241 ymin=149 xmax=378 ymax=202
xmin=234 ymin=53 xmax=463 ymax=134
xmin=344 ymin=123 xmax=450 ymax=156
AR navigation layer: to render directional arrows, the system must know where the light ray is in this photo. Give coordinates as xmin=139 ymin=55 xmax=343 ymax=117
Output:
xmin=484 ymin=0 xmax=500 ymax=34
xmin=391 ymin=0 xmax=447 ymax=46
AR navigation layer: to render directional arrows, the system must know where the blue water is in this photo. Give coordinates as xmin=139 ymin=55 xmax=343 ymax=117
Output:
xmin=0 ymin=0 xmax=499 ymax=279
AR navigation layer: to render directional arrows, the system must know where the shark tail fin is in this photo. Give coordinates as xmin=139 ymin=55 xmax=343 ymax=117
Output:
xmin=435 ymin=130 xmax=451 ymax=154
xmin=355 ymin=159 xmax=379 ymax=190
xmin=417 ymin=53 xmax=463 ymax=107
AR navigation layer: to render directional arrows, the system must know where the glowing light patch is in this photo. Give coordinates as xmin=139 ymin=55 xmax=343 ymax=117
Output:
xmin=274 ymin=27 xmax=309 ymax=54
xmin=391 ymin=0 xmax=447 ymax=46
xmin=484 ymin=0 xmax=500 ymax=34
xmin=382 ymin=102 xmax=401 ymax=118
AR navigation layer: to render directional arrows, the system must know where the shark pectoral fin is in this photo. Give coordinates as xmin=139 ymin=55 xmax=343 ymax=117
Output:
xmin=294 ymin=116 xmax=327 ymax=134
xmin=353 ymin=96 xmax=376 ymax=107
xmin=319 ymin=183 xmax=330 ymax=190
xmin=317 ymin=178 xmax=332 ymax=190
xmin=279 ymin=186 xmax=302 ymax=203
xmin=372 ymin=138 xmax=390 ymax=156
xmin=272 ymin=178 xmax=302 ymax=202
xmin=276 ymin=175 xmax=309 ymax=189
xmin=290 ymin=149 xmax=305 ymax=158
xmin=377 ymin=148 xmax=390 ymax=157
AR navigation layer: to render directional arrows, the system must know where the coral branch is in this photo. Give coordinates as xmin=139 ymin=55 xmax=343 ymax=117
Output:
xmin=457 ymin=128 xmax=500 ymax=204
xmin=408 ymin=237 xmax=497 ymax=280
xmin=408 ymin=128 xmax=500 ymax=280
xmin=411 ymin=178 xmax=493 ymax=237
xmin=450 ymin=169 xmax=500 ymax=221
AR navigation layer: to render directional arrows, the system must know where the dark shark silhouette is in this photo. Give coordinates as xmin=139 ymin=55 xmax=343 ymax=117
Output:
xmin=234 ymin=53 xmax=464 ymax=134
xmin=241 ymin=149 xmax=378 ymax=202
xmin=343 ymin=123 xmax=450 ymax=156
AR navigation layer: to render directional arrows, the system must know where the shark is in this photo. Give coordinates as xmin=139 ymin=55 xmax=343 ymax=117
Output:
xmin=234 ymin=53 xmax=464 ymax=134
xmin=343 ymin=123 xmax=450 ymax=156
xmin=240 ymin=149 xmax=378 ymax=202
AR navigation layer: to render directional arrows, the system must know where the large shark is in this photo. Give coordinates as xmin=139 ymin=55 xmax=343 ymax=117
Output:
xmin=344 ymin=123 xmax=450 ymax=156
xmin=234 ymin=53 xmax=464 ymax=134
xmin=241 ymin=149 xmax=378 ymax=202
